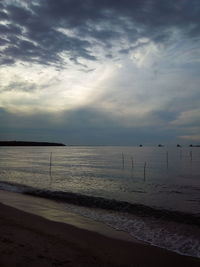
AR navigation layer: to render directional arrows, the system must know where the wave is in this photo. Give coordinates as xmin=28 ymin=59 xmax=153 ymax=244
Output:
xmin=0 ymin=181 xmax=200 ymax=226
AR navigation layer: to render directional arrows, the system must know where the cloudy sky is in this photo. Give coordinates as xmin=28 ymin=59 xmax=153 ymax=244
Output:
xmin=0 ymin=0 xmax=200 ymax=145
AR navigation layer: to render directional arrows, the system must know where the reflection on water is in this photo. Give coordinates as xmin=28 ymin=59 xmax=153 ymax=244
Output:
xmin=0 ymin=146 xmax=200 ymax=214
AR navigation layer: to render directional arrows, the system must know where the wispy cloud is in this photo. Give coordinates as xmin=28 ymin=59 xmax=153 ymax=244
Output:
xmin=0 ymin=0 xmax=200 ymax=144
xmin=1 ymin=0 xmax=200 ymax=67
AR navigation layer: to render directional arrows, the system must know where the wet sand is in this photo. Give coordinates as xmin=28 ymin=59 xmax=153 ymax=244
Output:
xmin=0 ymin=201 xmax=199 ymax=266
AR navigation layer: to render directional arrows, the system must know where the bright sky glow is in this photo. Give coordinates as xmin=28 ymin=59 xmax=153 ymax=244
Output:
xmin=0 ymin=0 xmax=200 ymax=144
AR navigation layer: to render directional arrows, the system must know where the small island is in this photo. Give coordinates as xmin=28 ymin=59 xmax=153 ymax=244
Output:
xmin=0 ymin=141 xmax=66 ymax=146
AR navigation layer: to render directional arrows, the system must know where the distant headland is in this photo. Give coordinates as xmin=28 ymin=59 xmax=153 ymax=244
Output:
xmin=0 ymin=141 xmax=66 ymax=146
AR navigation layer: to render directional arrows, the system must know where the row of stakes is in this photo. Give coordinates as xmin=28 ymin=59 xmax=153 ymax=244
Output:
xmin=122 ymin=152 xmax=147 ymax=178
xmin=121 ymin=150 xmax=194 ymax=172
xmin=49 ymin=150 xmax=194 ymax=177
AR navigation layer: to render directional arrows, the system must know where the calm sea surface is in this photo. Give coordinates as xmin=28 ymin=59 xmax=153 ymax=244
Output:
xmin=0 ymin=146 xmax=199 ymax=214
xmin=0 ymin=146 xmax=200 ymax=257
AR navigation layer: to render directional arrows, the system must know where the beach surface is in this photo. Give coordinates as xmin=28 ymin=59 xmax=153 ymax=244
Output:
xmin=0 ymin=200 xmax=200 ymax=266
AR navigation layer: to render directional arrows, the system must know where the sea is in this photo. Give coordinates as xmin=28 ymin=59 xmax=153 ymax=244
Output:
xmin=0 ymin=145 xmax=200 ymax=258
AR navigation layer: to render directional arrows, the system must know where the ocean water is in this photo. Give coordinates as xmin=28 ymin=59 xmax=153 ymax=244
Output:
xmin=0 ymin=146 xmax=200 ymax=257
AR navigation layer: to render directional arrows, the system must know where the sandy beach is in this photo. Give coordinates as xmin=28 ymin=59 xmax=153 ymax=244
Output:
xmin=0 ymin=202 xmax=199 ymax=267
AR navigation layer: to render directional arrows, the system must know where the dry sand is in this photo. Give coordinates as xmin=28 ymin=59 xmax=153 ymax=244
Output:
xmin=0 ymin=202 xmax=199 ymax=267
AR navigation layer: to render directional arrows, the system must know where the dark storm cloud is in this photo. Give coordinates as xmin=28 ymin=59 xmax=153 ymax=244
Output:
xmin=0 ymin=10 xmax=8 ymax=20
xmin=0 ymin=37 xmax=8 ymax=46
xmin=1 ymin=0 xmax=200 ymax=67
xmin=118 ymin=40 xmax=150 ymax=54
xmin=0 ymin=23 xmax=22 ymax=35
xmin=0 ymin=107 xmax=178 ymax=145
xmin=1 ymin=1 xmax=97 ymax=66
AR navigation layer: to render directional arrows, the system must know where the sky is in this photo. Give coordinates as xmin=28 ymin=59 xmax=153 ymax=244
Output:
xmin=0 ymin=0 xmax=200 ymax=145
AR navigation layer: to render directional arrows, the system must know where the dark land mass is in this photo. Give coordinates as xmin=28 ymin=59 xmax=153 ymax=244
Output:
xmin=0 ymin=141 xmax=65 ymax=146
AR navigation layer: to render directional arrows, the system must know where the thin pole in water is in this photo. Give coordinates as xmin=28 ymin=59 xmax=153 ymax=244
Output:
xmin=49 ymin=152 xmax=52 ymax=175
xmin=180 ymin=150 xmax=182 ymax=160
xmin=131 ymin=156 xmax=134 ymax=169
xmin=122 ymin=152 xmax=125 ymax=169
xmin=190 ymin=151 xmax=193 ymax=161
xmin=144 ymin=162 xmax=147 ymax=179
xmin=166 ymin=151 xmax=169 ymax=168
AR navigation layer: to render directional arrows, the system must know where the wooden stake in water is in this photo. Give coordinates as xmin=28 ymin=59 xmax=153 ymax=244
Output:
xmin=49 ymin=152 xmax=52 ymax=175
xmin=131 ymin=156 xmax=134 ymax=169
xmin=122 ymin=152 xmax=125 ymax=169
xmin=190 ymin=151 xmax=193 ymax=161
xmin=180 ymin=150 xmax=182 ymax=160
xmin=144 ymin=162 xmax=147 ymax=179
xmin=166 ymin=151 xmax=169 ymax=168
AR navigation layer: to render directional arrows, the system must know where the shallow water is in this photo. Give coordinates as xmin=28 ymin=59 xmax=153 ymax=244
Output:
xmin=0 ymin=146 xmax=200 ymax=258
xmin=0 ymin=146 xmax=200 ymax=214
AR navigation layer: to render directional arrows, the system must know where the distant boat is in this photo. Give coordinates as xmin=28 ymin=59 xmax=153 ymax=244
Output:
xmin=189 ymin=144 xmax=200 ymax=147
xmin=139 ymin=144 xmax=143 ymax=147
xmin=158 ymin=144 xmax=164 ymax=147
xmin=177 ymin=144 xmax=181 ymax=147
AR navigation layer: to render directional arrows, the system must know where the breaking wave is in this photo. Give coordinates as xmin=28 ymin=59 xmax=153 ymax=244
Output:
xmin=0 ymin=181 xmax=199 ymax=226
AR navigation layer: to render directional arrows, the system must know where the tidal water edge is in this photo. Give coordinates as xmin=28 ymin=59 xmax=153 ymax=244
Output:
xmin=0 ymin=146 xmax=200 ymax=257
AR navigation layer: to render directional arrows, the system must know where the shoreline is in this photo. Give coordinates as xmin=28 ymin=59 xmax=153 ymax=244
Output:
xmin=0 ymin=190 xmax=137 ymax=243
xmin=0 ymin=199 xmax=199 ymax=266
